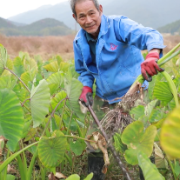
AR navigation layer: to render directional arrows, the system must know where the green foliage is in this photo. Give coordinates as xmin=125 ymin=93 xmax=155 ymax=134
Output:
xmin=113 ymin=133 xmax=127 ymax=154
xmin=138 ymin=152 xmax=165 ymax=180
xmin=0 ymin=89 xmax=24 ymax=151
xmin=65 ymin=173 xmax=93 ymax=180
xmin=160 ymin=106 xmax=180 ymax=158
xmin=6 ymin=175 xmax=16 ymax=180
xmin=154 ymin=143 xmax=168 ymax=169
xmin=0 ymin=44 xmax=7 ymax=75
xmin=121 ymin=121 xmax=157 ymax=165
xmin=64 ymin=78 xmax=85 ymax=121
xmin=47 ymin=71 xmax=64 ymax=95
xmin=38 ymin=131 xmax=67 ymax=168
xmin=70 ymin=139 xmax=86 ymax=156
xmin=66 ymin=174 xmax=80 ymax=180
xmin=0 ymin=43 xmax=180 ymax=180
xmin=130 ymin=105 xmax=145 ymax=120
xmin=84 ymin=173 xmax=93 ymax=180
xmin=153 ymin=82 xmax=173 ymax=105
xmin=30 ymin=79 xmax=50 ymax=128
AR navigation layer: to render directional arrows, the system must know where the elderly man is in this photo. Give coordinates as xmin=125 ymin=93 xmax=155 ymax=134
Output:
xmin=70 ymin=0 xmax=165 ymax=179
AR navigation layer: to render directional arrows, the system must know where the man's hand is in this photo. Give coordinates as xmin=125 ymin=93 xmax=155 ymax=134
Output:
xmin=141 ymin=51 xmax=164 ymax=82
xmin=79 ymin=86 xmax=93 ymax=114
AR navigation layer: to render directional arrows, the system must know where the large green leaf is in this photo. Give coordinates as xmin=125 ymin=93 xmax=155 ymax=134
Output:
xmin=47 ymin=72 xmax=64 ymax=95
xmin=13 ymin=84 xmax=28 ymax=102
xmin=51 ymin=91 xmax=67 ymax=112
xmin=121 ymin=121 xmax=157 ymax=165
xmin=0 ymin=74 xmax=16 ymax=90
xmin=20 ymin=69 xmax=36 ymax=87
xmin=84 ymin=173 xmax=93 ymax=180
xmin=130 ymin=105 xmax=145 ymax=120
xmin=64 ymin=78 xmax=85 ymax=121
xmin=160 ymin=106 xmax=180 ymax=158
xmin=59 ymin=62 xmax=69 ymax=73
xmin=0 ymin=44 xmax=7 ymax=75
xmin=6 ymin=59 xmax=13 ymax=70
xmin=0 ymin=89 xmax=24 ymax=151
xmin=23 ymin=57 xmax=38 ymax=72
xmin=30 ymin=79 xmax=50 ymax=128
xmin=6 ymin=174 xmax=15 ymax=180
xmin=66 ymin=174 xmax=80 ymax=180
xmin=43 ymin=61 xmax=59 ymax=72
xmin=153 ymin=82 xmax=173 ymax=105
xmin=113 ymin=133 xmax=127 ymax=154
xmin=38 ymin=131 xmax=67 ymax=168
xmin=149 ymin=108 xmax=164 ymax=123
xmin=138 ymin=152 xmax=165 ymax=180
xmin=145 ymin=100 xmax=158 ymax=116
xmin=13 ymin=57 xmax=25 ymax=77
xmin=70 ymin=139 xmax=86 ymax=156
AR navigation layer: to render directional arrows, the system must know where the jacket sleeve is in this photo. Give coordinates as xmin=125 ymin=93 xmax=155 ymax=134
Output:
xmin=73 ymin=40 xmax=94 ymax=89
xmin=114 ymin=16 xmax=166 ymax=52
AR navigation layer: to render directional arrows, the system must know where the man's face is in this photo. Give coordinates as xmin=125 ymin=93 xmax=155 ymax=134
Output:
xmin=73 ymin=0 xmax=103 ymax=38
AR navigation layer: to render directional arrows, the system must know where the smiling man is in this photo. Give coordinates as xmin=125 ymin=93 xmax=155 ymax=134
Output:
xmin=70 ymin=0 xmax=165 ymax=179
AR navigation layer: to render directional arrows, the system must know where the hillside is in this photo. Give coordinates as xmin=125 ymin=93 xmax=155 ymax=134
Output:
xmin=0 ymin=17 xmax=72 ymax=36
xmin=158 ymin=19 xmax=180 ymax=34
xmin=0 ymin=17 xmax=16 ymax=28
xmin=8 ymin=0 xmax=180 ymax=29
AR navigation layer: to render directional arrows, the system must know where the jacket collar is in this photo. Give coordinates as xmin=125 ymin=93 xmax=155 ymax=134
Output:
xmin=74 ymin=14 xmax=109 ymax=41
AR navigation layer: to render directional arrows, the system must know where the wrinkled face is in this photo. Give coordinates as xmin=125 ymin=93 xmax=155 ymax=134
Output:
xmin=73 ymin=0 xmax=103 ymax=38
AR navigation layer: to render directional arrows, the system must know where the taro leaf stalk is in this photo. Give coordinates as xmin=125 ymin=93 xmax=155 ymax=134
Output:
xmin=127 ymin=43 xmax=180 ymax=100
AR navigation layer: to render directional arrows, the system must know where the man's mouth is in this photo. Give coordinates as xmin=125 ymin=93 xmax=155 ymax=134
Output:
xmin=86 ymin=24 xmax=95 ymax=29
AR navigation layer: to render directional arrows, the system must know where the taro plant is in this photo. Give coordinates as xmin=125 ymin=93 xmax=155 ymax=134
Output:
xmin=0 ymin=42 xmax=180 ymax=180
xmin=0 ymin=44 xmax=93 ymax=179
xmin=114 ymin=43 xmax=180 ymax=179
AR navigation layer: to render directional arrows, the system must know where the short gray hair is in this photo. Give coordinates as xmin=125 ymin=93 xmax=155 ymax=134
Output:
xmin=70 ymin=0 xmax=100 ymax=17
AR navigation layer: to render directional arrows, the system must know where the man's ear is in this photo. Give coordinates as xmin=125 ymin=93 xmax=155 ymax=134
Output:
xmin=99 ymin=5 xmax=103 ymax=14
xmin=73 ymin=14 xmax=76 ymax=20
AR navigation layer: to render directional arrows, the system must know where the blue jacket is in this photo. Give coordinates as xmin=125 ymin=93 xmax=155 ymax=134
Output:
xmin=73 ymin=15 xmax=165 ymax=104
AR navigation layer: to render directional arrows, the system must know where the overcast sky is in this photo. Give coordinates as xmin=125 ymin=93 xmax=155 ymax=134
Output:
xmin=0 ymin=0 xmax=68 ymax=19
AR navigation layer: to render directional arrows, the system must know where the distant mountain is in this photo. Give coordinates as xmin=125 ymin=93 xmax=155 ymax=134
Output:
xmin=8 ymin=0 xmax=180 ymax=29
xmin=0 ymin=17 xmax=72 ymax=36
xmin=0 ymin=17 xmax=16 ymax=28
xmin=158 ymin=19 xmax=180 ymax=34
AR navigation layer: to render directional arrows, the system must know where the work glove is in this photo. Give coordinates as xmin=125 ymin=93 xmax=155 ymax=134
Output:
xmin=141 ymin=51 xmax=164 ymax=82
xmin=79 ymin=86 xmax=93 ymax=114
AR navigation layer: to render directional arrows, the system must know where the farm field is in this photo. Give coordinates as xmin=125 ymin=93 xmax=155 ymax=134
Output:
xmin=0 ymin=33 xmax=180 ymax=60
xmin=0 ymin=34 xmax=180 ymax=180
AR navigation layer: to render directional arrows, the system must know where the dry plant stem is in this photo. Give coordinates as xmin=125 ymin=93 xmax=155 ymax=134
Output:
xmin=4 ymin=67 xmax=30 ymax=93
xmin=41 ymin=97 xmax=68 ymax=137
xmin=88 ymin=106 xmax=132 ymax=180
xmin=97 ymin=141 xmax=110 ymax=166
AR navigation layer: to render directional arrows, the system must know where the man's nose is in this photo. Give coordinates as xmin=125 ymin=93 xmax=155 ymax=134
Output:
xmin=86 ymin=16 xmax=92 ymax=24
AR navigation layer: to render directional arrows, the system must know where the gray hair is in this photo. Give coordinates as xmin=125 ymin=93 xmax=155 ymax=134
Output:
xmin=70 ymin=0 xmax=100 ymax=17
